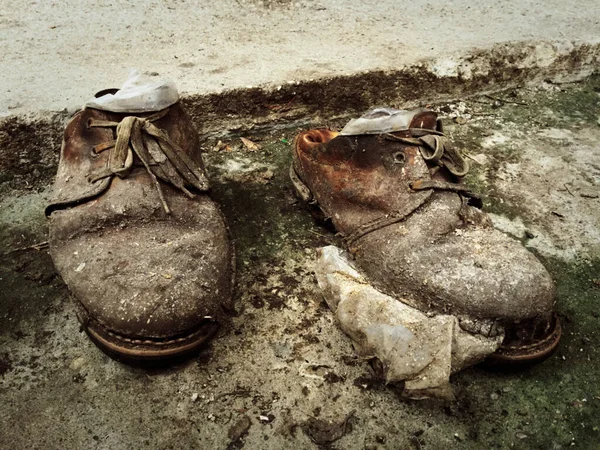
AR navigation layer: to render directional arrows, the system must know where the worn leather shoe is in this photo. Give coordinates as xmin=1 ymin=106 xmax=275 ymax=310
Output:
xmin=291 ymin=108 xmax=560 ymax=366
xmin=46 ymin=90 xmax=234 ymax=363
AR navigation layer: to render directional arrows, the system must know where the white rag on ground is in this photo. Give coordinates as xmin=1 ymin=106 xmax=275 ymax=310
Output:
xmin=315 ymin=245 xmax=503 ymax=400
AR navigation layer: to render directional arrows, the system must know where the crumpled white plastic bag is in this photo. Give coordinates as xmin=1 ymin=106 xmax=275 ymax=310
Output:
xmin=315 ymin=245 xmax=503 ymax=399
xmin=85 ymin=70 xmax=179 ymax=113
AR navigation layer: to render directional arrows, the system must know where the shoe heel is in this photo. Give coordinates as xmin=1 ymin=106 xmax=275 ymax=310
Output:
xmin=289 ymin=164 xmax=313 ymax=203
xmin=289 ymin=163 xmax=336 ymax=230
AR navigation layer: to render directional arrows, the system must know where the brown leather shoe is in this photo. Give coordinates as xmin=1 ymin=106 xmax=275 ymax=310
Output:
xmin=291 ymin=108 xmax=560 ymax=366
xmin=46 ymin=92 xmax=234 ymax=363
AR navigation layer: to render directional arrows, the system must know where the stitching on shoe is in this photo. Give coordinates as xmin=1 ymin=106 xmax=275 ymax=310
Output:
xmin=500 ymin=332 xmax=558 ymax=351
xmin=344 ymin=191 xmax=433 ymax=247
xmin=90 ymin=318 xmax=215 ymax=346
xmin=499 ymin=318 xmax=560 ymax=351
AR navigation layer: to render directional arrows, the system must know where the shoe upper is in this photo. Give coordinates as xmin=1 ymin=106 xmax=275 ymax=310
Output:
xmin=48 ymin=103 xmax=234 ymax=340
xmin=46 ymin=104 xmax=208 ymax=216
xmin=293 ymin=109 xmax=555 ymax=324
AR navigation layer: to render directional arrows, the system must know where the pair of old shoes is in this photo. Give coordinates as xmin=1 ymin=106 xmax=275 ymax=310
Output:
xmin=47 ymin=82 xmax=560 ymax=370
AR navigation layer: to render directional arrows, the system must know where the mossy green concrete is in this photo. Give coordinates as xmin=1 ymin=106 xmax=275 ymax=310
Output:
xmin=450 ymin=255 xmax=600 ymax=449
xmin=453 ymin=75 xmax=600 ymax=225
xmin=1 ymin=78 xmax=599 ymax=449
xmin=197 ymin=76 xmax=600 ymax=448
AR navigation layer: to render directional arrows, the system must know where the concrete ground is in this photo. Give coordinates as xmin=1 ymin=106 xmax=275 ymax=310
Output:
xmin=1 ymin=0 xmax=600 ymax=115
xmin=1 ymin=77 xmax=600 ymax=449
xmin=2 ymin=2 xmax=600 ymax=449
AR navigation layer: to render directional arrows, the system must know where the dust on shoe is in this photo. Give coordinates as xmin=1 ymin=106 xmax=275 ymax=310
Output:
xmin=46 ymin=73 xmax=235 ymax=363
xmin=291 ymin=107 xmax=561 ymax=398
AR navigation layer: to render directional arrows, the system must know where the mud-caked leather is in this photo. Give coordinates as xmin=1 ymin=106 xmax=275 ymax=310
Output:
xmin=47 ymin=103 xmax=234 ymax=359
xmin=292 ymin=110 xmax=556 ymax=330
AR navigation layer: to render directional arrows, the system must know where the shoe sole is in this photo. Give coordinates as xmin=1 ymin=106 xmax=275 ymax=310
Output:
xmin=484 ymin=313 xmax=561 ymax=369
xmin=72 ymin=294 xmax=219 ymax=365
xmin=85 ymin=320 xmax=218 ymax=365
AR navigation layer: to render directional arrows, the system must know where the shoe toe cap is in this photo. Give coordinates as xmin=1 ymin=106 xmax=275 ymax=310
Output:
xmin=358 ymin=227 xmax=555 ymax=322
xmin=414 ymin=228 xmax=555 ymax=321
xmin=49 ymin=197 xmax=233 ymax=340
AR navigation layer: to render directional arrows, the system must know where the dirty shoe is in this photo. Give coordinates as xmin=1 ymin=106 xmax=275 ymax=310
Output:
xmin=46 ymin=75 xmax=234 ymax=362
xmin=291 ymin=108 xmax=560 ymax=372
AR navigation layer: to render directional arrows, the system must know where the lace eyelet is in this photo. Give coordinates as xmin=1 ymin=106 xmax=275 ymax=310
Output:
xmin=393 ymin=151 xmax=406 ymax=165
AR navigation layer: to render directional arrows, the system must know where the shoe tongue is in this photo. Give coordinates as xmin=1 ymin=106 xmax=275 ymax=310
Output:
xmin=340 ymin=107 xmax=437 ymax=135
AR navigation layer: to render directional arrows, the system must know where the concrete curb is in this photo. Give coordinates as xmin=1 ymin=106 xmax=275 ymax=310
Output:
xmin=184 ymin=40 xmax=600 ymax=136
xmin=1 ymin=39 xmax=599 ymax=192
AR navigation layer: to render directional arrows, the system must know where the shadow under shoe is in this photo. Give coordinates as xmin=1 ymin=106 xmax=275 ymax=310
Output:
xmin=291 ymin=109 xmax=560 ymax=366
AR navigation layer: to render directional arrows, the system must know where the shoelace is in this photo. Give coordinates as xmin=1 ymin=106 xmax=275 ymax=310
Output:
xmin=384 ymin=129 xmax=469 ymax=177
xmin=344 ymin=129 xmax=471 ymax=247
xmin=88 ymin=109 xmax=209 ymax=214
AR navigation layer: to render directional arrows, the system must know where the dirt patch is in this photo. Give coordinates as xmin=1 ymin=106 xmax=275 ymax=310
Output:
xmin=1 ymin=78 xmax=599 ymax=449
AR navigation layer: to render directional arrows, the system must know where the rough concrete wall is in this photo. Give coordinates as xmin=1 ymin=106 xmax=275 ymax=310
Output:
xmin=1 ymin=40 xmax=598 ymax=194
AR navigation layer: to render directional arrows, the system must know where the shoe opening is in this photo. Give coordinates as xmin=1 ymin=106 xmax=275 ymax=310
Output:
xmin=299 ymin=129 xmax=339 ymax=148
xmin=94 ymin=88 xmax=120 ymax=98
